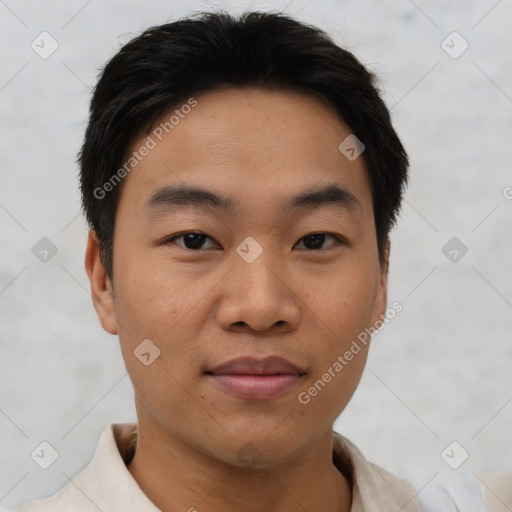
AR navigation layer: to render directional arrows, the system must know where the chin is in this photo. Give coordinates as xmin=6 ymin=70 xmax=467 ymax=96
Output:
xmin=215 ymin=430 xmax=310 ymax=470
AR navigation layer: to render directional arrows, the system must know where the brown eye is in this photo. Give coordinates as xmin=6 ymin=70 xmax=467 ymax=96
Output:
xmin=294 ymin=233 xmax=341 ymax=250
xmin=166 ymin=232 xmax=219 ymax=250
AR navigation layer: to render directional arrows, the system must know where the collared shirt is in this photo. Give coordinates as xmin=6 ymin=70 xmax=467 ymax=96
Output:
xmin=11 ymin=423 xmax=507 ymax=512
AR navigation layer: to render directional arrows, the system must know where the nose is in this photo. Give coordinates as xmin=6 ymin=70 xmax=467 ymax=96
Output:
xmin=216 ymin=249 xmax=301 ymax=333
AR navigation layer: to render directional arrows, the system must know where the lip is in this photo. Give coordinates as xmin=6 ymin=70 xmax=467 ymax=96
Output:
xmin=206 ymin=356 xmax=306 ymax=400
xmin=209 ymin=356 xmax=305 ymax=376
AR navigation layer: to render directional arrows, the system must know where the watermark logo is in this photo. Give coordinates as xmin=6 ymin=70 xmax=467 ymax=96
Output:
xmin=236 ymin=236 xmax=263 ymax=264
xmin=32 ymin=237 xmax=58 ymax=263
xmin=441 ymin=31 xmax=469 ymax=59
xmin=338 ymin=134 xmax=365 ymax=161
xmin=134 ymin=339 xmax=161 ymax=366
xmin=442 ymin=236 xmax=468 ymax=263
xmin=237 ymin=442 xmax=263 ymax=467
xmin=31 ymin=441 xmax=59 ymax=469
xmin=441 ymin=441 xmax=469 ymax=469
xmin=31 ymin=31 xmax=59 ymax=59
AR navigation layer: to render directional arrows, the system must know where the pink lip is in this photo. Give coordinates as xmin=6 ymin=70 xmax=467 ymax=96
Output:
xmin=209 ymin=374 xmax=302 ymax=400
xmin=206 ymin=356 xmax=305 ymax=400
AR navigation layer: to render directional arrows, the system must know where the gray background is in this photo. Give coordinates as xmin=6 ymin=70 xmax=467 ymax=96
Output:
xmin=1 ymin=0 xmax=511 ymax=509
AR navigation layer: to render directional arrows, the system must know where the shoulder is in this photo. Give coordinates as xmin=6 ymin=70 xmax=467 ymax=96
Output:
xmin=10 ymin=423 xmax=156 ymax=512
xmin=413 ymin=472 xmax=506 ymax=511
xmin=333 ymin=433 xmax=422 ymax=512
xmin=10 ymin=423 xmax=131 ymax=512
xmin=10 ymin=480 xmax=96 ymax=512
xmin=332 ymin=432 xmax=510 ymax=512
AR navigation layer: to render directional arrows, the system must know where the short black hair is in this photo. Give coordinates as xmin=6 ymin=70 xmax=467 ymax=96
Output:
xmin=79 ymin=10 xmax=408 ymax=281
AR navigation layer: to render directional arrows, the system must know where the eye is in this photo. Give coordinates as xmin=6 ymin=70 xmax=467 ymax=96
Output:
xmin=164 ymin=232 xmax=219 ymax=250
xmin=162 ymin=231 xmax=344 ymax=251
xmin=294 ymin=232 xmax=343 ymax=251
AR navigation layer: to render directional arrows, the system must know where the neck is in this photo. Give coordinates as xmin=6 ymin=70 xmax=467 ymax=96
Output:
xmin=127 ymin=415 xmax=352 ymax=512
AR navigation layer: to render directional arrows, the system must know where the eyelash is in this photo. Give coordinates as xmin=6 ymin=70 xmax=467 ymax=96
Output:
xmin=161 ymin=231 xmax=346 ymax=251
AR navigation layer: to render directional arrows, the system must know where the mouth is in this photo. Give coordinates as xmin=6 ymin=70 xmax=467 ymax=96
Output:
xmin=205 ymin=356 xmax=306 ymax=401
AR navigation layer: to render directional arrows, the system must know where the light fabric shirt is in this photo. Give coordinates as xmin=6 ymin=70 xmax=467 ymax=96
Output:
xmin=415 ymin=473 xmax=488 ymax=511
xmin=10 ymin=423 xmax=507 ymax=512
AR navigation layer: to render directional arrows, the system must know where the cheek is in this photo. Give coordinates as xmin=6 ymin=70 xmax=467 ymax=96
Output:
xmin=112 ymin=246 xmax=189 ymax=336
xmin=296 ymin=347 xmax=369 ymax=430
xmin=111 ymin=256 xmax=201 ymax=424
xmin=297 ymin=280 xmax=374 ymax=421
xmin=296 ymin=260 xmax=378 ymax=408
xmin=111 ymin=247 xmax=214 ymax=389
xmin=304 ymin=261 xmax=380 ymax=341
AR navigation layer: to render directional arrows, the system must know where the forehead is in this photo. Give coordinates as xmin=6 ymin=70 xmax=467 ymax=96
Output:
xmin=118 ymin=87 xmax=372 ymax=218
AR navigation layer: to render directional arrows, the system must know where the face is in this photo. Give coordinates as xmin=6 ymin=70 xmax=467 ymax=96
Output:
xmin=86 ymin=88 xmax=389 ymax=468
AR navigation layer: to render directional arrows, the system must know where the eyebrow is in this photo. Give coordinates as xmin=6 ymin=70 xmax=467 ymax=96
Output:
xmin=145 ymin=182 xmax=361 ymax=217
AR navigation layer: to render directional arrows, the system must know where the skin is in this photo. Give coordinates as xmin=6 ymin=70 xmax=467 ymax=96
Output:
xmin=85 ymin=88 xmax=389 ymax=512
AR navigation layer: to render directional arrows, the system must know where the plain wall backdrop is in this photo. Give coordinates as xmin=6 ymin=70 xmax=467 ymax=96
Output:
xmin=1 ymin=0 xmax=511 ymax=509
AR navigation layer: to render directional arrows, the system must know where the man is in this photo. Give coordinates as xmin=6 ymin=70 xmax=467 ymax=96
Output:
xmin=13 ymin=10 xmax=504 ymax=512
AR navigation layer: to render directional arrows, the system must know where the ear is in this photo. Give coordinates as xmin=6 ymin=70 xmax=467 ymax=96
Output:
xmin=374 ymin=238 xmax=390 ymax=324
xmin=84 ymin=230 xmax=118 ymax=335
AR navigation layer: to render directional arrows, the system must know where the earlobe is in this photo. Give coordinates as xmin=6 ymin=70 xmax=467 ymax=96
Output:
xmin=84 ymin=231 xmax=118 ymax=335
xmin=381 ymin=238 xmax=390 ymax=282
xmin=375 ymin=239 xmax=390 ymax=322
